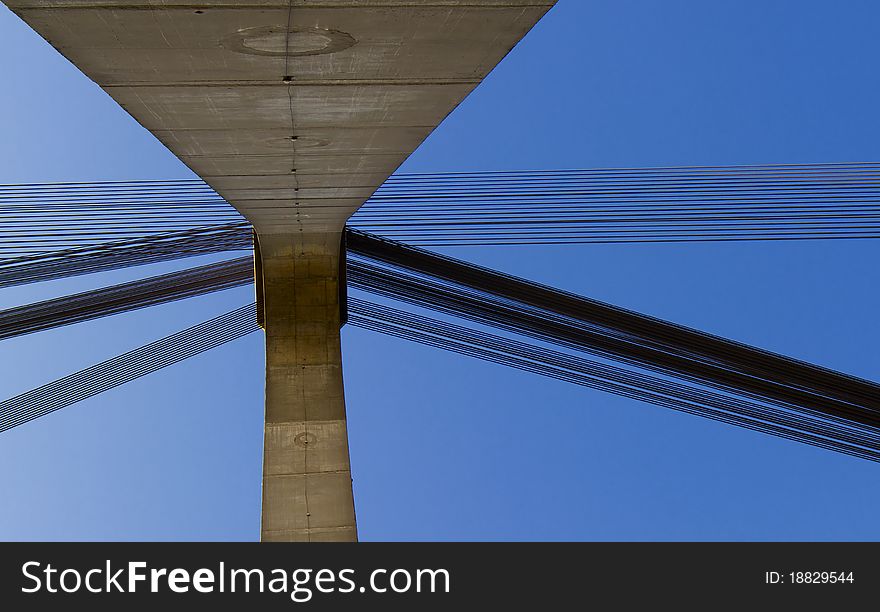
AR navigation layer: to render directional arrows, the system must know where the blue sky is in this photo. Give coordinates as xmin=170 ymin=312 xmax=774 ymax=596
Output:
xmin=2 ymin=0 xmax=880 ymax=541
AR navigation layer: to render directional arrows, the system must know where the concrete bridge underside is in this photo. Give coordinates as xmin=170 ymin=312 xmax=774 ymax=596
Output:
xmin=6 ymin=0 xmax=556 ymax=541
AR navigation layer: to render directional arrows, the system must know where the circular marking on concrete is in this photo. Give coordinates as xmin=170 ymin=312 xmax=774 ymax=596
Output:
xmin=294 ymin=432 xmax=318 ymax=447
xmin=222 ymin=26 xmax=356 ymax=57
xmin=265 ymin=135 xmax=330 ymax=151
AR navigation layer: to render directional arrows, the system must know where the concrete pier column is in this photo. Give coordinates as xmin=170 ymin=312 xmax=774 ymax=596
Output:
xmin=257 ymin=231 xmax=357 ymax=542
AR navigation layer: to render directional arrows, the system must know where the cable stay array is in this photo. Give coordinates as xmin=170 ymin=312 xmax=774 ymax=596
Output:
xmin=2 ymin=229 xmax=880 ymax=463
xmin=345 ymin=299 xmax=880 ymax=462
xmin=6 ymin=161 xmax=880 ymax=262
xmin=0 ymin=304 xmax=260 ymax=434
xmin=359 ymin=162 xmax=880 ymax=245
xmin=346 ymin=230 xmax=880 ymax=461
xmin=0 ymin=224 xmax=251 ymax=289
xmin=0 ymin=256 xmax=253 ymax=340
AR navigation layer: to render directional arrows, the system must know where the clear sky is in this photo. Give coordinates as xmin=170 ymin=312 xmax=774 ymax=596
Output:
xmin=2 ymin=0 xmax=880 ymax=541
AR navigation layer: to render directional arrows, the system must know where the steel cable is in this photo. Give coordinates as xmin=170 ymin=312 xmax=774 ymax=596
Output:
xmin=8 ymin=163 xmax=880 ymax=258
xmin=0 ymin=304 xmax=259 ymax=433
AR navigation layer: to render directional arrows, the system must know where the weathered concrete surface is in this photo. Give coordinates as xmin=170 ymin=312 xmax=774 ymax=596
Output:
xmin=259 ymin=232 xmax=355 ymax=541
xmin=5 ymin=1 xmax=556 ymax=234
xmin=5 ymin=0 xmax=556 ymax=540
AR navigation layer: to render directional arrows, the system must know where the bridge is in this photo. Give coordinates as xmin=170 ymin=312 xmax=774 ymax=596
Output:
xmin=4 ymin=0 xmax=556 ymax=541
xmin=4 ymin=1 xmax=880 ymax=543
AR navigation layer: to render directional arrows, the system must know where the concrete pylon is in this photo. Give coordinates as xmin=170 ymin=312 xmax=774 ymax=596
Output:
xmin=256 ymin=232 xmax=356 ymax=542
xmin=4 ymin=0 xmax=557 ymax=540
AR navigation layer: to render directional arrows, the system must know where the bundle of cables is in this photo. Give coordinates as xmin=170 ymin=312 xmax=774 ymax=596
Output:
xmin=5 ymin=162 xmax=880 ymax=269
xmin=346 ymin=230 xmax=880 ymax=461
xmin=0 ymin=304 xmax=259 ymax=433
xmin=3 ymin=230 xmax=880 ymax=463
